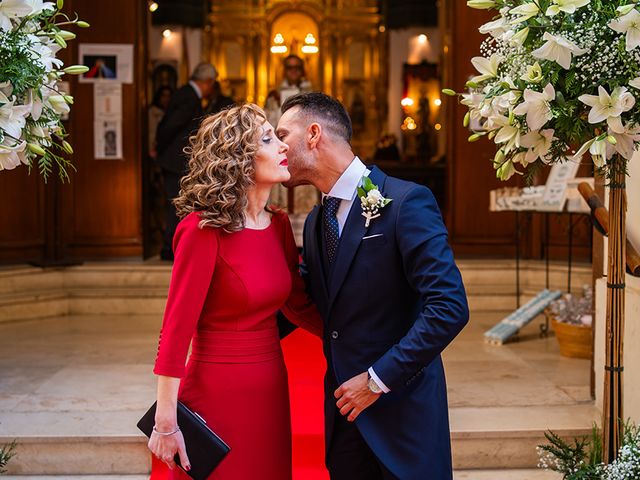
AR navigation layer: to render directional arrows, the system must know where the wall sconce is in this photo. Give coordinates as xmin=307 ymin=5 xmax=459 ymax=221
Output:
xmin=434 ymin=98 xmax=442 ymax=107
xmin=418 ymin=34 xmax=428 ymax=44
xmin=148 ymin=1 xmax=159 ymax=12
xmin=301 ymin=33 xmax=319 ymax=54
xmin=162 ymin=29 xmax=172 ymax=39
xmin=270 ymin=33 xmax=288 ymax=54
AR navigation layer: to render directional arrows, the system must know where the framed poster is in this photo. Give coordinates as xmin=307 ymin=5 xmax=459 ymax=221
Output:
xmin=79 ymin=43 xmax=134 ymax=83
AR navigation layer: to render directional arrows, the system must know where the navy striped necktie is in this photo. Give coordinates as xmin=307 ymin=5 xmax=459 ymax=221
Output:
xmin=322 ymin=196 xmax=342 ymax=264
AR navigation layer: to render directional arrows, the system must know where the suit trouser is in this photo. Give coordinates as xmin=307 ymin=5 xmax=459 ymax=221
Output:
xmin=327 ymin=409 xmax=398 ymax=480
xmin=161 ymin=169 xmax=181 ymax=258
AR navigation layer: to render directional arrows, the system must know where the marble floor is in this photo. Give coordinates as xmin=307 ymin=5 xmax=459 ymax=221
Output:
xmin=0 ymin=309 xmax=592 ymax=478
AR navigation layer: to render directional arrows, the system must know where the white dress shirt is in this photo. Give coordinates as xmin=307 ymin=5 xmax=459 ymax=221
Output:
xmin=324 ymin=156 xmax=390 ymax=393
xmin=188 ymin=80 xmax=203 ymax=99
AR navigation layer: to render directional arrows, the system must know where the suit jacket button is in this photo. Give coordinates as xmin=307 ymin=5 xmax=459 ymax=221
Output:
xmin=331 ymin=331 xmax=339 ymax=340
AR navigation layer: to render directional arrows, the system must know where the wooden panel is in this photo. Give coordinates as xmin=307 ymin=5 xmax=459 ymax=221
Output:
xmin=60 ymin=0 xmax=146 ymax=259
xmin=444 ymin=1 xmax=518 ymax=257
xmin=0 ymin=169 xmax=46 ymax=263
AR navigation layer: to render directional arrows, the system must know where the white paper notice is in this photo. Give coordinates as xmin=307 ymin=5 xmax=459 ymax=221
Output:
xmin=94 ymin=119 xmax=122 ymax=160
xmin=94 ymin=83 xmax=122 ymax=116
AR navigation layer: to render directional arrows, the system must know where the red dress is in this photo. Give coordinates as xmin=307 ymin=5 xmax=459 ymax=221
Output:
xmin=151 ymin=210 xmax=322 ymax=480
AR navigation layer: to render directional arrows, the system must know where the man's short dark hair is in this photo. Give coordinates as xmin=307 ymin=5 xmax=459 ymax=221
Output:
xmin=281 ymin=92 xmax=352 ymax=143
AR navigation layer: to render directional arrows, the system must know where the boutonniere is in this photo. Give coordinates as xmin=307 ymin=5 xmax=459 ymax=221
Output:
xmin=357 ymin=176 xmax=392 ymax=227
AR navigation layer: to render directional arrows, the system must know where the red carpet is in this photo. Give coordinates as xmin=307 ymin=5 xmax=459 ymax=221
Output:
xmin=282 ymin=328 xmax=329 ymax=480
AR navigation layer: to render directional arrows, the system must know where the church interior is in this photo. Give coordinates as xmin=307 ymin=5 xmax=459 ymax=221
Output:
xmin=0 ymin=1 xmax=639 ymax=479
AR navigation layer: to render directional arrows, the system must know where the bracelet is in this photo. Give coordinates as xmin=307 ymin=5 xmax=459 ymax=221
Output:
xmin=153 ymin=425 xmax=180 ymax=436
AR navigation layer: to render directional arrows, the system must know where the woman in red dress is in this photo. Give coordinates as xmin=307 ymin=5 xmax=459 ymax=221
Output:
xmin=147 ymin=104 xmax=322 ymax=479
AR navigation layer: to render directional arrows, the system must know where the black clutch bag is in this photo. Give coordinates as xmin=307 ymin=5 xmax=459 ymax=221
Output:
xmin=137 ymin=401 xmax=231 ymax=480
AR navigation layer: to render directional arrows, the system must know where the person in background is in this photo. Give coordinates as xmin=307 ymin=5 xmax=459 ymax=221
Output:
xmin=204 ymin=81 xmax=235 ymax=117
xmin=155 ymin=63 xmax=217 ymax=261
xmin=264 ymin=54 xmax=312 ymax=127
xmin=149 ymin=86 xmax=173 ymax=160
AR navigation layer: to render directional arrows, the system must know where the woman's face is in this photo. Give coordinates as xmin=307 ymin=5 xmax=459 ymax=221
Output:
xmin=254 ymin=120 xmax=290 ymax=186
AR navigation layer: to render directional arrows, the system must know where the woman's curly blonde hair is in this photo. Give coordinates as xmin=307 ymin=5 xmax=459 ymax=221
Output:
xmin=174 ymin=103 xmax=267 ymax=232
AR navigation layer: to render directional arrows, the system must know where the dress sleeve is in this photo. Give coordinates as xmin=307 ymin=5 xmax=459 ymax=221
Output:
xmin=154 ymin=213 xmax=218 ymax=378
xmin=278 ymin=211 xmax=323 ymax=338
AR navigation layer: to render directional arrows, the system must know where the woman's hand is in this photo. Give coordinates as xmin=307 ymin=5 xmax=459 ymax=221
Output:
xmin=148 ymin=426 xmax=191 ymax=471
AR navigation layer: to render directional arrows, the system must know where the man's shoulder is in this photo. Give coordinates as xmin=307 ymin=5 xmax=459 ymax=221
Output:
xmin=375 ymin=169 xmax=426 ymax=199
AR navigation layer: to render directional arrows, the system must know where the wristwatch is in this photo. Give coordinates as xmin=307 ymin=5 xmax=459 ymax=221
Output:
xmin=367 ymin=372 xmax=383 ymax=394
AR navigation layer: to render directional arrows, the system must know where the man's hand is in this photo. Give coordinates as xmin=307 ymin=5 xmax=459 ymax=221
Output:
xmin=334 ymin=372 xmax=382 ymax=422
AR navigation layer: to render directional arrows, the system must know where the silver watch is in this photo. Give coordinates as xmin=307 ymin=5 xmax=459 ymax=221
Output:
xmin=367 ymin=373 xmax=383 ymax=394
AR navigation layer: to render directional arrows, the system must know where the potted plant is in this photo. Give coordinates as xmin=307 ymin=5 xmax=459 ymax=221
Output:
xmin=547 ymin=286 xmax=593 ymax=359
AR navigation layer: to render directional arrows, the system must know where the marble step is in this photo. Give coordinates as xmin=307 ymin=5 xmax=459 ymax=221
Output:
xmin=454 ymin=470 xmax=560 ymax=479
xmin=0 ymin=405 xmax=597 ymax=475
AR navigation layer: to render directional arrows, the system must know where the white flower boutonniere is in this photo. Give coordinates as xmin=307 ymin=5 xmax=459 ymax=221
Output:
xmin=357 ymin=176 xmax=392 ymax=227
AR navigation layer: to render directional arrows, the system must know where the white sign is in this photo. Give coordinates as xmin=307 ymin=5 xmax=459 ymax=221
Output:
xmin=94 ymin=82 xmax=122 ymax=116
xmin=539 ymin=160 xmax=581 ymax=211
xmin=94 ymin=119 xmax=122 ymax=160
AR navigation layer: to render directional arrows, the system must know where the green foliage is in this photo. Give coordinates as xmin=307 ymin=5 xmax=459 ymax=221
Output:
xmin=0 ymin=441 xmax=17 ymax=474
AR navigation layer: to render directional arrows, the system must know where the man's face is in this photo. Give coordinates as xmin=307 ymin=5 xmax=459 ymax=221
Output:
xmin=283 ymin=59 xmax=303 ymax=85
xmin=276 ymin=106 xmax=314 ymax=188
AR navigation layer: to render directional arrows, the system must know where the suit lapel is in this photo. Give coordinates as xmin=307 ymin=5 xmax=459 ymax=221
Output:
xmin=304 ymin=205 xmax=330 ymax=304
xmin=327 ymin=167 xmax=387 ymax=308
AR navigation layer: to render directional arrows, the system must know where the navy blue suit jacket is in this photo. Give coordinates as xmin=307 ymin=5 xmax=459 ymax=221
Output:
xmin=301 ymin=167 xmax=469 ymax=480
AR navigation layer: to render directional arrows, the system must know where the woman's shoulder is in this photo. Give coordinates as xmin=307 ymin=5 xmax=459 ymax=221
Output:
xmin=176 ymin=211 xmax=221 ymax=240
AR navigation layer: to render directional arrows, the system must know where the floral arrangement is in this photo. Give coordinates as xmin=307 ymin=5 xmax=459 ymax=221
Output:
xmin=0 ymin=0 xmax=88 ymax=180
xmin=547 ymin=285 xmax=593 ymax=326
xmin=538 ymin=422 xmax=640 ymax=479
xmin=445 ymin=0 xmax=640 ymax=181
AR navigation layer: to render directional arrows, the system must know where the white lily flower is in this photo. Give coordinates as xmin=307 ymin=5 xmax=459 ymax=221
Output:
xmin=630 ymin=77 xmax=640 ymax=89
xmin=470 ymin=54 xmax=501 ymax=84
xmin=578 ymin=86 xmax=635 ymax=133
xmin=24 ymin=0 xmax=55 ymax=15
xmin=589 ymin=138 xmax=608 ymax=168
xmin=521 ymin=129 xmax=555 ymax=164
xmin=491 ymin=114 xmax=522 ymax=153
xmin=0 ymin=138 xmax=27 ymax=170
xmin=513 ymin=84 xmax=555 ymax=131
xmin=521 ymin=62 xmax=544 ymax=83
xmin=609 ymin=124 xmax=640 ymax=160
xmin=479 ymin=17 xmax=509 ymax=38
xmin=0 ymin=92 xmax=31 ymax=139
xmin=532 ymin=32 xmax=587 ymax=69
xmin=0 ymin=0 xmax=33 ymax=31
xmin=546 ymin=0 xmax=590 ymax=17
xmin=510 ymin=3 xmax=540 ymax=24
xmin=571 ymin=138 xmax=596 ymax=162
xmin=609 ymin=9 xmax=640 ymax=51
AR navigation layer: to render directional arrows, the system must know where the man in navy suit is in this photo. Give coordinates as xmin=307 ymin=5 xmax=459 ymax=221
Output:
xmin=276 ymin=93 xmax=469 ymax=480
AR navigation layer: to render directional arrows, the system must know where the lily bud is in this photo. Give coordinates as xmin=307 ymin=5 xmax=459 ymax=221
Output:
xmin=488 ymin=130 xmax=496 ymax=140
xmin=62 ymin=141 xmax=74 ymax=154
xmin=442 ymin=88 xmax=457 ymax=96
xmin=57 ymin=0 xmax=63 ymax=9
xmin=77 ymin=21 xmax=90 ymax=28
xmin=63 ymin=65 xmax=89 ymax=75
xmin=607 ymin=135 xmax=618 ymax=145
xmin=54 ymin=34 xmax=67 ymax=48
xmin=463 ymin=111 xmax=471 ymax=128
xmin=467 ymin=0 xmax=496 ymax=9
xmin=64 ymin=95 xmax=74 ymax=104
xmin=465 ymin=80 xmax=479 ymax=89
xmin=468 ymin=133 xmax=483 ymax=142
xmin=28 ymin=143 xmax=47 ymax=156
xmin=58 ymin=30 xmax=76 ymax=40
